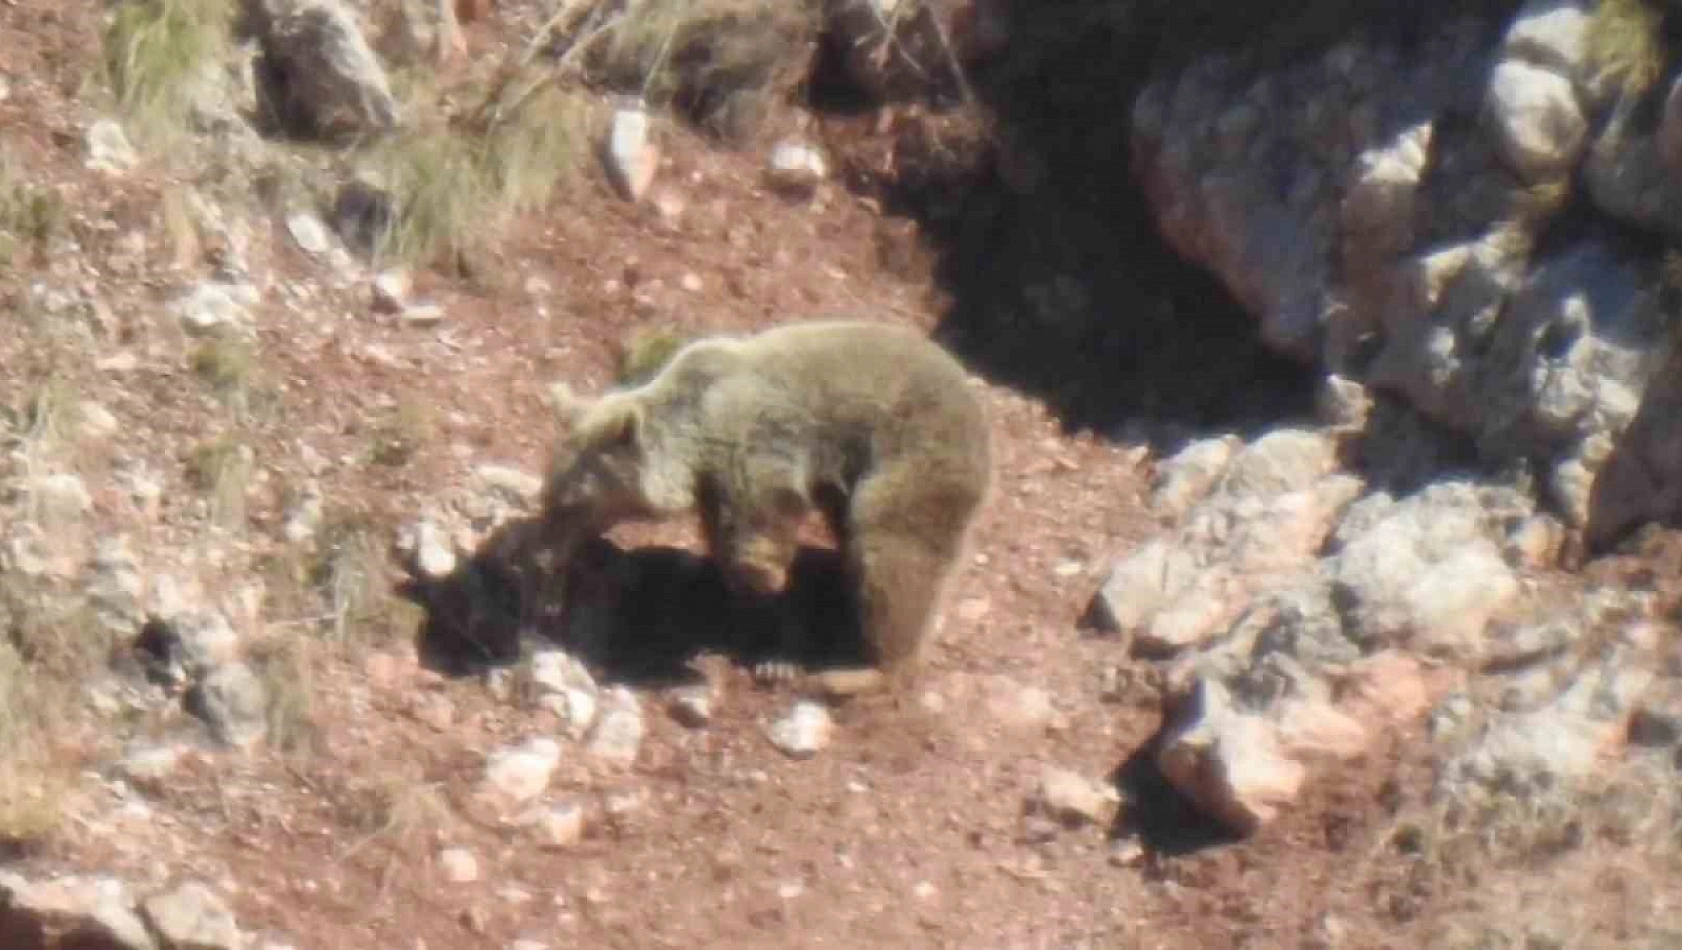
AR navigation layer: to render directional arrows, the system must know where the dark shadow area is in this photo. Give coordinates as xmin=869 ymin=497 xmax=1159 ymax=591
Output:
xmin=399 ymin=521 xmax=869 ymax=688
xmin=1584 ymin=342 xmax=1682 ymax=559
xmin=0 ymin=901 xmax=165 ymax=950
xmin=0 ymin=836 xmax=43 ymax=865
xmin=814 ymin=0 xmax=1524 ymax=450
xmin=1106 ymin=725 xmax=1242 ymax=859
xmin=231 ymin=0 xmax=401 ymax=148
xmin=805 ymin=25 xmax=891 ymax=117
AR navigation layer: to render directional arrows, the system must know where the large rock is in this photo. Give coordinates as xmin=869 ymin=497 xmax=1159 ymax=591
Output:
xmin=1132 ymin=6 xmax=1676 ymax=533
xmin=0 ymin=873 xmax=155 ymax=950
xmin=482 ymin=737 xmax=562 ymax=804
xmin=603 ymin=108 xmax=658 ymax=202
xmin=1149 ymin=435 xmax=1241 ymax=517
xmin=1325 ymin=482 xmax=1528 ymax=659
xmin=1156 ymin=677 xmax=1311 ymax=834
xmin=1136 ymin=452 xmax=1654 ymax=836
xmin=1090 ymin=430 xmax=1361 ymax=655
xmin=1484 ymin=59 xmax=1587 ymax=181
xmin=1156 ymin=651 xmax=1436 ymax=835
xmin=1340 ymin=121 xmax=1433 ymax=255
xmin=1587 ymin=344 xmax=1682 ymax=550
xmin=1441 ymin=639 xmax=1656 ymax=801
xmin=1159 ymin=593 xmax=1441 ymax=835
xmin=186 ymin=661 xmax=270 ymax=749
xmin=1500 ymin=0 xmax=1591 ymax=76
xmin=1660 ymin=74 xmax=1682 ymax=172
xmin=1210 ymin=428 xmax=1341 ymax=499
xmin=585 ymin=686 xmax=645 ymax=766
xmin=1114 ymin=438 xmax=1542 ymax=834
xmin=136 ymin=607 xmax=242 ymax=689
xmin=243 ymin=0 xmax=400 ymax=140
xmin=139 ymin=881 xmax=243 ymax=950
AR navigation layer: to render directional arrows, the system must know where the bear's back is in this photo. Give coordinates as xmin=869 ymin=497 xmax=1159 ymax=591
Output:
xmin=744 ymin=320 xmax=989 ymax=479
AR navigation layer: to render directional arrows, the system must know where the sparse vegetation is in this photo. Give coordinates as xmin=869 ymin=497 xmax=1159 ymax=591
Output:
xmin=309 ymin=507 xmax=419 ymax=648
xmin=0 ymin=765 xmax=71 ymax=851
xmin=190 ymin=335 xmax=278 ymax=421
xmin=356 ymin=80 xmax=589 ymax=269
xmin=5 ymin=372 xmax=110 ymax=539
xmin=0 ymin=578 xmax=108 ymax=849
xmin=246 ymin=635 xmax=321 ymax=755
xmin=366 ymin=394 xmax=436 ymax=468
xmin=0 ymin=576 xmax=115 ymax=689
xmin=1379 ymin=761 xmax=1682 ymax=946
xmin=593 ymin=0 xmax=820 ymax=137
xmin=335 ymin=760 xmax=452 ymax=854
xmin=104 ymin=0 xmax=234 ymax=144
xmin=184 ymin=431 xmax=254 ymax=527
xmin=1586 ymin=0 xmax=1670 ymax=102
xmin=616 ymin=324 xmax=692 ymax=386
xmin=0 ymin=149 xmax=69 ymax=272
xmin=160 ymin=184 xmax=203 ymax=270
xmin=360 ymin=125 xmax=490 ymax=268
xmin=190 ymin=336 xmax=256 ymax=399
xmin=481 ymin=84 xmax=591 ymax=217
xmin=10 ymin=372 xmax=76 ymax=458
xmin=184 ymin=431 xmax=241 ymax=490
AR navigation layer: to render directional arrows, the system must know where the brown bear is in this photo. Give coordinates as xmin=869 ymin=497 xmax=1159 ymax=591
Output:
xmin=525 ymin=318 xmax=993 ymax=694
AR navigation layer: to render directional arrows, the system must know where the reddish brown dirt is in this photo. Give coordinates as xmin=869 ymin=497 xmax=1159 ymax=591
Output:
xmin=1 ymin=4 xmax=1675 ymax=950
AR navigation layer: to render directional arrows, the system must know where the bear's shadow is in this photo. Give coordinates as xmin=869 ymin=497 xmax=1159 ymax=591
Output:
xmin=397 ymin=517 xmax=870 ymax=688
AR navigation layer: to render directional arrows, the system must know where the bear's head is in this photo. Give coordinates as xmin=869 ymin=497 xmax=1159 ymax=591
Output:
xmin=538 ymin=383 xmax=654 ymax=547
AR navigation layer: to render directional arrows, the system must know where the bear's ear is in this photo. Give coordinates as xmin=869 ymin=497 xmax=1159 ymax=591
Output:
xmin=547 ymin=381 xmax=592 ymax=432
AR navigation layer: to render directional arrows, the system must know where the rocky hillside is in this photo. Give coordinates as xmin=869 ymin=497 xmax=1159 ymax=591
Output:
xmin=1 ymin=0 xmax=1681 ymax=948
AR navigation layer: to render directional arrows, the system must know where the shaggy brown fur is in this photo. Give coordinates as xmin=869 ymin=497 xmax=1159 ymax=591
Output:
xmin=531 ymin=318 xmax=993 ymax=693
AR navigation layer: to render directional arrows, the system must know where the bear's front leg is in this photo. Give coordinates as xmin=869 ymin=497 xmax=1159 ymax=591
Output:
xmin=698 ymin=487 xmax=808 ymax=682
xmin=726 ymin=537 xmax=809 ymax=685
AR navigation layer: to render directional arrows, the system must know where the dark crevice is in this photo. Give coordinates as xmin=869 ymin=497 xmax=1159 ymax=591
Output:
xmin=860 ymin=4 xmax=1328 ymax=448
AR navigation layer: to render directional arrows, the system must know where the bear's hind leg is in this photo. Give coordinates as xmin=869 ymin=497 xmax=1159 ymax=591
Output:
xmin=829 ymin=472 xmax=981 ymax=694
xmin=845 ymin=528 xmax=956 ymax=688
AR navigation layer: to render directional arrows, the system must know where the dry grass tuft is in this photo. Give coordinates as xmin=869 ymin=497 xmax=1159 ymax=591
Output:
xmin=9 ymin=372 xmax=78 ymax=461
xmin=366 ymin=394 xmax=437 ymax=468
xmin=184 ymin=431 xmax=254 ymax=528
xmin=359 ymin=124 xmax=490 ymax=269
xmin=482 ymin=84 xmax=591 ymax=216
xmin=160 ymin=184 xmax=205 ymax=270
xmin=309 ymin=506 xmax=421 ymax=649
xmin=0 ymin=578 xmax=110 ymax=848
xmin=335 ymin=761 xmax=453 ymax=857
xmin=593 ymin=0 xmax=820 ymax=138
xmin=0 ymin=149 xmax=69 ymax=273
xmin=104 ymin=0 xmax=234 ymax=144
xmin=615 ymin=324 xmax=693 ymax=386
xmin=1587 ymin=0 xmax=1669 ymax=102
xmin=246 ymin=635 xmax=322 ymax=755
xmin=355 ymin=78 xmax=589 ymax=269
xmin=190 ymin=336 xmax=257 ymax=401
